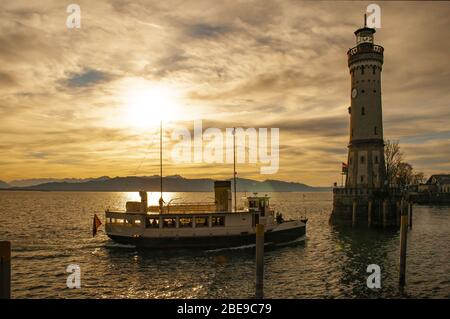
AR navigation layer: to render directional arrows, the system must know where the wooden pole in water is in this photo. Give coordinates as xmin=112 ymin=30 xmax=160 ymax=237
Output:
xmin=396 ymin=201 xmax=401 ymax=226
xmin=399 ymin=199 xmax=408 ymax=287
xmin=383 ymin=199 xmax=388 ymax=227
xmin=0 ymin=241 xmax=11 ymax=299
xmin=233 ymin=127 xmax=237 ymax=212
xmin=352 ymin=200 xmax=357 ymax=227
xmin=255 ymin=224 xmax=264 ymax=299
xmin=368 ymin=200 xmax=372 ymax=227
xmin=408 ymin=202 xmax=413 ymax=229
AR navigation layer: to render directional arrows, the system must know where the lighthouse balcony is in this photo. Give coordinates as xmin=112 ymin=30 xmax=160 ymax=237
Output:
xmin=347 ymin=44 xmax=384 ymax=65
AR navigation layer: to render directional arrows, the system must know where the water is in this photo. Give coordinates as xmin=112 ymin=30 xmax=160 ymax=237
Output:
xmin=0 ymin=191 xmax=448 ymax=298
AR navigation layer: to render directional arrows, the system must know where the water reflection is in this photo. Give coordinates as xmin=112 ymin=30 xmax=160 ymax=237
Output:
xmin=1 ymin=191 xmax=448 ymax=298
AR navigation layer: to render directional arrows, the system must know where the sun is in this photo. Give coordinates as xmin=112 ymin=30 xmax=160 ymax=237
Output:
xmin=122 ymin=80 xmax=181 ymax=129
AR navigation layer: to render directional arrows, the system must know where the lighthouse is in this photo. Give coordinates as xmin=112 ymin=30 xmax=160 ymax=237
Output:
xmin=346 ymin=16 xmax=386 ymax=189
xmin=331 ymin=16 xmax=401 ymax=228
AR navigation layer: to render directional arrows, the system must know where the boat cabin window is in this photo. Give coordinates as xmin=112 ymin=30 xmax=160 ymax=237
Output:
xmin=162 ymin=218 xmax=176 ymax=228
xmin=115 ymin=218 xmax=124 ymax=224
xmin=212 ymin=216 xmax=225 ymax=227
xmin=179 ymin=217 xmax=193 ymax=228
xmin=195 ymin=217 xmax=208 ymax=227
xmin=146 ymin=217 xmax=160 ymax=228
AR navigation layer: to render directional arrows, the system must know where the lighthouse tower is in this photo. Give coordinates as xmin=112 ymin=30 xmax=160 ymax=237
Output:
xmin=345 ymin=16 xmax=386 ymax=189
xmin=332 ymin=16 xmax=401 ymax=228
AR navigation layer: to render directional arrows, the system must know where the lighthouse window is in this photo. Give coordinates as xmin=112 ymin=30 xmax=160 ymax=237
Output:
xmin=374 ymin=126 xmax=378 ymax=135
xmin=360 ymin=176 xmax=364 ymax=183
xmin=361 ymin=89 xmax=365 ymax=93
xmin=361 ymin=107 xmax=365 ymax=115
xmin=373 ymin=66 xmax=376 ymax=75
xmin=361 ymin=156 xmax=365 ymax=164
xmin=375 ymin=156 xmax=379 ymax=164
xmin=361 ymin=66 xmax=365 ymax=75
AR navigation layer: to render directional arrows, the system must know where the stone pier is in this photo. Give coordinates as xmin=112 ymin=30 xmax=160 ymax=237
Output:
xmin=331 ymin=187 xmax=401 ymax=227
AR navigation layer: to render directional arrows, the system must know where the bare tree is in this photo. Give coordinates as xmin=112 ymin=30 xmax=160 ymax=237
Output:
xmin=396 ymin=162 xmax=413 ymax=187
xmin=384 ymin=140 xmax=403 ymax=186
xmin=384 ymin=139 xmax=426 ymax=188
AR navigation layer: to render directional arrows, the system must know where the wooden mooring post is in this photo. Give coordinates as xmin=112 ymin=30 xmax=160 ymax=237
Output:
xmin=408 ymin=202 xmax=413 ymax=229
xmin=382 ymin=199 xmax=388 ymax=227
xmin=255 ymin=224 xmax=264 ymax=299
xmin=352 ymin=200 xmax=357 ymax=227
xmin=0 ymin=241 xmax=11 ymax=299
xmin=399 ymin=199 xmax=408 ymax=287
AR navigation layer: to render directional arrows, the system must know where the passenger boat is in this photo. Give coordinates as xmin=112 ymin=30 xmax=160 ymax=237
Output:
xmin=105 ymin=181 xmax=306 ymax=249
xmin=104 ymin=123 xmax=306 ymax=249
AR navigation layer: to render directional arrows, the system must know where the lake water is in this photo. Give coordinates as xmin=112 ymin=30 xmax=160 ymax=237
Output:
xmin=0 ymin=191 xmax=448 ymax=298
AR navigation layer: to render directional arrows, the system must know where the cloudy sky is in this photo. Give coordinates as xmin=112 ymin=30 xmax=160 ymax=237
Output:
xmin=1 ymin=0 xmax=449 ymax=186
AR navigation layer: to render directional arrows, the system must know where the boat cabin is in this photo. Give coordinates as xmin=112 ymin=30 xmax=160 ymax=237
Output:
xmin=105 ymin=181 xmax=276 ymax=238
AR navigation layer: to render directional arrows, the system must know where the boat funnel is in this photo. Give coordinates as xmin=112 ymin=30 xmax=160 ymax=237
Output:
xmin=214 ymin=181 xmax=232 ymax=212
xmin=139 ymin=190 xmax=148 ymax=213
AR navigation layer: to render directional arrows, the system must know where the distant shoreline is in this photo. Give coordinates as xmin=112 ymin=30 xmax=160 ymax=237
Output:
xmin=0 ymin=176 xmax=331 ymax=193
xmin=0 ymin=188 xmax=331 ymax=193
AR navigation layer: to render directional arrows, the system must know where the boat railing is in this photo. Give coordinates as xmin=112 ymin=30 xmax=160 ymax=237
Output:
xmin=148 ymin=202 xmax=217 ymax=213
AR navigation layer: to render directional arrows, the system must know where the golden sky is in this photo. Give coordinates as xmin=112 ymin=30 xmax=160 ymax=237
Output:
xmin=1 ymin=1 xmax=449 ymax=186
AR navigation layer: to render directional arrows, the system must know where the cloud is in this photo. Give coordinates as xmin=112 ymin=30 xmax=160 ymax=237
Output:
xmin=186 ymin=23 xmax=234 ymax=38
xmin=64 ymin=69 xmax=113 ymax=88
xmin=0 ymin=0 xmax=449 ymax=185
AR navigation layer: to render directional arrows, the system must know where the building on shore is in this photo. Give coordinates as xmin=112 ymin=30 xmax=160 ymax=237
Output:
xmin=413 ymin=174 xmax=450 ymax=204
xmin=330 ymin=17 xmax=404 ymax=227
xmin=419 ymin=175 xmax=450 ymax=193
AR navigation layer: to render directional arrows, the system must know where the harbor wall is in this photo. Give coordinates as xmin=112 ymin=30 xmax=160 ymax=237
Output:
xmin=331 ymin=188 xmax=402 ymax=227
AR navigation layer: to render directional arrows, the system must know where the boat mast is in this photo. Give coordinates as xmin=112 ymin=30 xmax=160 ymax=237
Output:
xmin=159 ymin=120 xmax=163 ymax=213
xmin=233 ymin=127 xmax=237 ymax=212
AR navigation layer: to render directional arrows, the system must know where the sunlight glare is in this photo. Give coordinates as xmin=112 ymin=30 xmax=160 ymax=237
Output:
xmin=122 ymin=80 xmax=181 ymax=129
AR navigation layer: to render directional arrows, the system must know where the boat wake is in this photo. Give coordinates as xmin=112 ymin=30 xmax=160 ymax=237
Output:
xmin=104 ymin=242 xmax=136 ymax=249
xmin=205 ymin=241 xmax=278 ymax=253
xmin=274 ymin=235 xmax=306 ymax=247
xmin=205 ymin=243 xmax=256 ymax=253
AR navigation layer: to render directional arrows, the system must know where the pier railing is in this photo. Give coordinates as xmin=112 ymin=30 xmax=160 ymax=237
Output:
xmin=333 ymin=187 xmax=402 ymax=197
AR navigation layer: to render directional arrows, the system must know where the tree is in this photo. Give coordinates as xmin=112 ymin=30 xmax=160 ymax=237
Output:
xmin=396 ymin=162 xmax=414 ymax=187
xmin=384 ymin=139 xmax=427 ymax=188
xmin=384 ymin=140 xmax=403 ymax=186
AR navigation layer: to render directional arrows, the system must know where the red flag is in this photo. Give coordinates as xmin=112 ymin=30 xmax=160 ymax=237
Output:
xmin=92 ymin=214 xmax=102 ymax=237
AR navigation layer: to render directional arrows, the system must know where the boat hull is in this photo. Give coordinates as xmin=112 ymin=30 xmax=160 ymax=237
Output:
xmin=106 ymin=222 xmax=306 ymax=249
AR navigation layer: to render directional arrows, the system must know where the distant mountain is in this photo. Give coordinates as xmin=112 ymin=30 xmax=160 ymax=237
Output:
xmin=6 ymin=175 xmax=330 ymax=192
xmin=0 ymin=180 xmax=10 ymax=189
xmin=8 ymin=176 xmax=110 ymax=187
